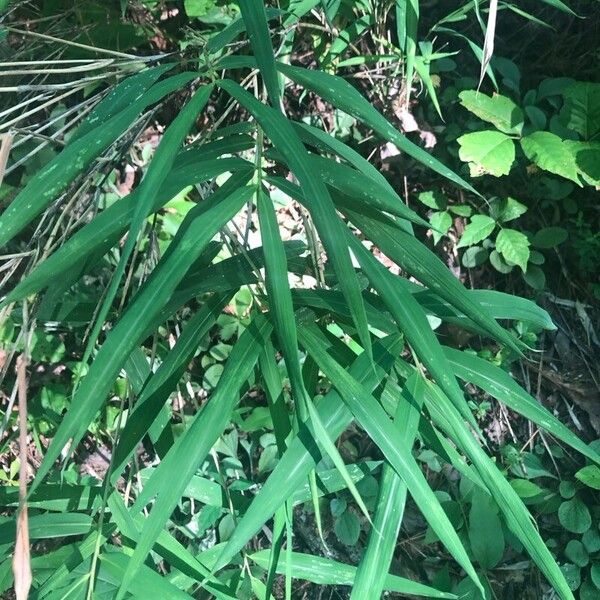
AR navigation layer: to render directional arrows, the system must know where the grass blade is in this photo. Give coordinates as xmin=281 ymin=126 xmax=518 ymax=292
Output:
xmin=117 ymin=314 xmax=272 ymax=599
xmin=298 ymin=323 xmax=483 ymax=594
xmin=220 ymin=79 xmax=372 ymax=357
xmin=422 ymin=377 xmax=574 ymax=600
xmin=277 ymin=63 xmax=480 ymax=196
xmin=343 ymin=207 xmax=523 ymax=354
xmin=348 ymin=234 xmax=480 ymax=430
xmin=82 ymin=84 xmax=214 ymax=367
xmin=0 ymin=71 xmax=196 ymax=247
xmin=212 ymin=334 xmax=404 ymax=573
xmin=31 ymin=184 xmax=253 ymax=493
xmin=238 ymin=0 xmax=281 ymax=106
xmin=444 ymin=347 xmax=600 ymax=464
xmin=351 ymin=373 xmax=423 ymax=598
xmin=110 ymin=294 xmax=231 ymax=481
xmin=249 ymin=550 xmax=456 ymax=599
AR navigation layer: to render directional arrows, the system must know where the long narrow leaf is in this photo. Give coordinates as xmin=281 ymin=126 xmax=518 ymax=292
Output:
xmin=31 ymin=184 xmax=253 ymax=492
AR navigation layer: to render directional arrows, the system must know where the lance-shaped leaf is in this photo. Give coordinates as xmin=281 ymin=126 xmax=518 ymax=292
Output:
xmin=115 ymin=315 xmax=271 ymax=599
xmin=0 ymin=71 xmax=197 ymax=247
xmin=83 ymin=84 xmax=214 ymax=367
xmin=31 ymin=184 xmax=253 ymax=493
xmin=238 ymin=0 xmax=281 ymax=106
xmin=220 ymin=79 xmax=372 ymax=356
xmin=297 ymin=324 xmax=482 ymax=594
xmin=444 ymin=347 xmax=600 ymax=464
xmin=110 ymin=294 xmax=231 ymax=481
xmin=1 ymin=158 xmax=252 ymax=306
xmin=249 ymin=550 xmax=456 ymax=599
xmin=343 ymin=207 xmax=522 ymax=354
xmin=212 ymin=334 xmax=404 ymax=573
xmin=421 ymin=379 xmax=574 ymax=600
xmin=348 ymin=234 xmax=480 ymax=430
xmin=351 ymin=373 xmax=424 ymax=599
xmin=277 ymin=63 xmax=480 ymax=196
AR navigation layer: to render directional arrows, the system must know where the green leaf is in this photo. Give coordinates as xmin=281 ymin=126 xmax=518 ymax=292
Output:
xmin=418 ymin=190 xmax=447 ymax=210
xmin=238 ymin=0 xmax=281 ymax=106
xmin=457 ymin=215 xmax=496 ymax=248
xmin=343 ymin=209 xmax=522 ymax=354
xmin=348 ymin=235 xmax=479 ymax=430
xmin=111 ymin=294 xmax=229 ymax=481
xmin=592 ymin=563 xmax=600 ymax=589
xmin=459 ymin=90 xmax=524 ymax=135
xmin=334 ymin=510 xmax=361 ymax=545
xmin=444 ymin=348 xmax=600 ymax=464
xmin=277 ymin=63 xmax=481 ymax=196
xmin=532 ymin=226 xmax=568 ymax=249
xmin=458 ymin=131 xmax=515 ymax=176
xmin=184 ymin=0 xmax=215 ymax=17
xmin=117 ymin=315 xmax=272 ymax=599
xmin=220 ymin=79 xmax=372 ymax=357
xmin=583 ymin=530 xmax=600 ymax=553
xmin=213 ymin=334 xmax=404 ymax=573
xmin=419 ymin=379 xmax=575 ymax=600
xmin=559 ymin=498 xmax=592 ymax=534
xmin=510 ymin=479 xmax=545 ymax=499
xmin=495 ymin=228 xmax=530 ymax=272
xmin=0 ymin=70 xmax=197 ymax=247
xmin=521 ymin=131 xmax=581 ymax=184
xmin=492 ymin=197 xmax=527 ymax=222
xmin=31 ymin=183 xmax=253 ymax=494
xmin=298 ymin=324 xmax=483 ymax=594
xmin=523 ymin=265 xmax=546 ymax=290
xmin=560 ymin=82 xmax=600 ymax=140
xmin=575 ymin=466 xmax=600 ymax=490
xmin=449 ymin=205 xmax=472 ymax=217
xmin=570 ymin=142 xmax=600 ymax=185
xmin=461 ymin=246 xmax=488 ymax=268
xmin=83 ymin=84 xmax=214 ymax=369
xmin=560 ymin=564 xmax=581 ymax=592
xmin=2 ymin=156 xmax=251 ymax=306
xmin=468 ymin=490 xmax=505 ymax=568
xmin=489 ymin=249 xmax=514 ymax=273
xmin=429 ymin=211 xmax=452 ymax=244
xmin=566 ymin=540 xmax=589 ymax=568
xmin=249 ymin=550 xmax=456 ymax=598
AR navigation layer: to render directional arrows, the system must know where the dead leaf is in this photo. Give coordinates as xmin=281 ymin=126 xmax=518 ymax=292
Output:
xmin=12 ymin=507 xmax=31 ymax=600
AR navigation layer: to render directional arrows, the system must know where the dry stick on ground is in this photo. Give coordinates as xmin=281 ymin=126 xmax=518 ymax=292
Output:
xmin=13 ymin=355 xmax=32 ymax=600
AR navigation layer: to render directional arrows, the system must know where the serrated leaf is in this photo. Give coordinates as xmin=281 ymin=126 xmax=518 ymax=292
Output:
xmin=459 ymin=90 xmax=524 ymax=135
xmin=495 ymin=228 xmax=530 ymax=272
xmin=560 ymin=82 xmax=600 ymax=140
xmin=457 ymin=131 xmax=515 ymax=177
xmin=457 ymin=215 xmax=496 ymax=248
xmin=521 ymin=131 xmax=581 ymax=184
xmin=492 ymin=197 xmax=527 ymax=222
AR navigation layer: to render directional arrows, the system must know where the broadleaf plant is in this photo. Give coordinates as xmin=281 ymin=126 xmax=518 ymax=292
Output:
xmin=0 ymin=2 xmax=596 ymax=599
